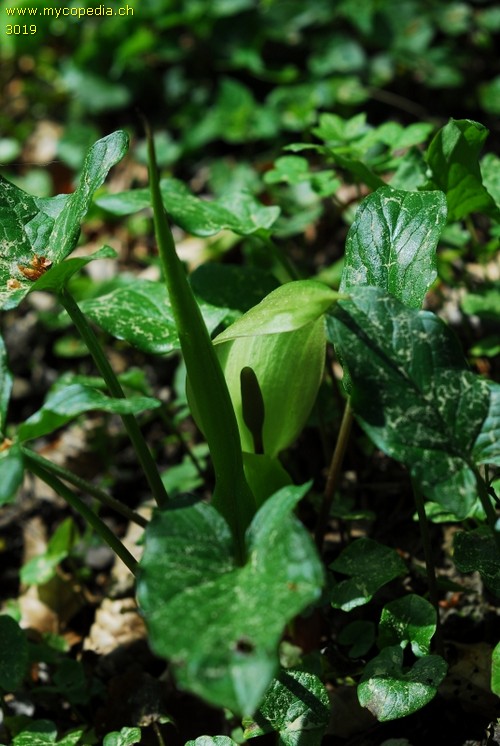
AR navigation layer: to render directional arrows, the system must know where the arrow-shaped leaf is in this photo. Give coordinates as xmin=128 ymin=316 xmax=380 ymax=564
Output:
xmin=137 ymin=483 xmax=323 ymax=716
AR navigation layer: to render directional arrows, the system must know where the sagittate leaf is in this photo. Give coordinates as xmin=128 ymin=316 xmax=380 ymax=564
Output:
xmin=0 ymin=131 xmax=128 ymax=310
xmin=453 ymin=528 xmax=500 ymax=596
xmin=0 ymin=615 xmax=29 ymax=691
xmin=96 ymin=179 xmax=280 ymax=237
xmin=79 ymin=279 xmax=227 ymax=355
xmin=378 ymin=595 xmax=437 ymax=657
xmin=136 ymin=483 xmax=323 ymax=716
xmin=425 ymin=119 xmax=500 ymax=221
xmin=340 ymin=186 xmax=447 ymax=308
xmin=328 ymin=286 xmax=491 ymax=518
xmin=357 ymin=646 xmax=447 ymax=721
xmin=330 ymin=538 xmax=406 ymax=612
xmin=18 ymin=383 xmax=161 ymax=442
xmin=243 ymin=669 xmax=330 ymax=746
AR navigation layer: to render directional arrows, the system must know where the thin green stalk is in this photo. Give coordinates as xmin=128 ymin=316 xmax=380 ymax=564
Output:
xmin=315 ymin=397 xmax=353 ymax=549
xmin=258 ymin=233 xmax=302 ymax=281
xmin=144 ymin=121 xmax=255 ymax=562
xmin=411 ymin=477 xmax=444 ymax=657
xmin=22 ymin=448 xmax=148 ymax=528
xmin=28 ymin=459 xmax=138 ymax=575
xmin=60 ymin=288 xmax=168 ymax=509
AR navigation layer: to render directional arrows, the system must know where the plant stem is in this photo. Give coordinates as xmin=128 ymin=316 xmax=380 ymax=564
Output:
xmin=22 ymin=447 xmax=148 ymax=528
xmin=28 ymin=459 xmax=138 ymax=575
xmin=60 ymin=288 xmax=169 ymax=509
xmin=144 ymin=121 xmax=256 ymax=562
xmin=258 ymin=232 xmax=302 ymax=281
xmin=474 ymin=468 xmax=500 ymax=551
xmin=315 ymin=397 xmax=353 ymax=549
xmin=411 ymin=477 xmax=444 ymax=657
xmin=159 ymin=403 xmax=205 ymax=479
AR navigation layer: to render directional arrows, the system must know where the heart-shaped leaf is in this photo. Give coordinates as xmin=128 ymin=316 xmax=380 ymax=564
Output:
xmin=340 ymin=186 xmax=447 ymax=309
xmin=358 ymin=646 xmax=447 ymax=721
xmin=137 ymin=483 xmax=323 ymax=715
xmin=328 ymin=286 xmax=491 ymax=517
xmin=18 ymin=383 xmax=161 ymax=442
xmin=243 ymin=669 xmax=330 ymax=746
xmin=330 ymin=538 xmax=406 ymax=611
xmin=453 ymin=528 xmax=500 ymax=596
xmin=0 ymin=131 xmax=128 ymax=310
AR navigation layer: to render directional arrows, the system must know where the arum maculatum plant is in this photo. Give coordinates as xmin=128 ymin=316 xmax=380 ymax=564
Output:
xmin=0 ymin=117 xmax=499 ymax=737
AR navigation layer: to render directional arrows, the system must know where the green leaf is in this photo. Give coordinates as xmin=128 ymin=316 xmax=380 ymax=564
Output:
xmin=18 ymin=383 xmax=161 ymax=442
xmin=21 ymin=518 xmax=79 ymax=586
xmin=473 ymin=382 xmax=500 ymax=467
xmin=190 ymin=264 xmax=280 ymax=323
xmin=30 ymin=246 xmax=117 ymax=295
xmin=492 ymin=642 xmax=500 ymax=697
xmin=453 ymin=528 xmax=500 ymax=596
xmin=0 ymin=615 xmax=29 ymax=691
xmin=243 ymin=669 xmax=330 ymax=746
xmin=330 ymin=538 xmax=406 ymax=612
xmin=10 ymin=720 xmax=84 ymax=746
xmin=103 ymin=727 xmax=142 ymax=746
xmin=461 ymin=288 xmax=500 ymax=319
xmin=378 ymin=595 xmax=437 ymax=657
xmin=357 ymin=647 xmax=447 ymax=721
xmin=137 ymin=484 xmax=323 ymax=715
xmin=338 ymin=621 xmax=376 ymax=658
xmin=214 ymin=280 xmax=339 ymax=342
xmin=0 ymin=132 xmax=128 ymax=311
xmin=425 ymin=119 xmax=499 ymax=221
xmin=0 ymin=444 xmax=24 ymax=506
xmin=184 ymin=736 xmax=237 ymax=746
xmin=79 ymin=279 xmax=227 ymax=355
xmin=0 ymin=333 xmax=12 ymax=435
xmin=96 ymin=179 xmax=280 ymax=237
xmin=481 ymin=153 xmax=500 ymax=208
xmin=328 ymin=286 xmax=491 ymax=517
xmin=340 ymin=187 xmax=447 ymax=308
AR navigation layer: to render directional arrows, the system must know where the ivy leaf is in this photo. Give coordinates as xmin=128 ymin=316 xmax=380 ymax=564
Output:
xmin=0 ymin=615 xmax=29 ymax=691
xmin=18 ymin=383 xmax=161 ymax=442
xmin=96 ymin=179 xmax=280 ymax=237
xmin=330 ymin=538 xmax=406 ymax=611
xmin=136 ymin=484 xmax=323 ymax=716
xmin=378 ymin=595 xmax=437 ymax=657
xmin=425 ymin=118 xmax=500 ymax=221
xmin=453 ymin=528 xmax=500 ymax=596
xmin=357 ymin=646 xmax=447 ymax=721
xmin=79 ymin=279 xmax=227 ymax=355
xmin=340 ymin=186 xmax=447 ymax=308
xmin=243 ymin=669 xmax=330 ymax=746
xmin=328 ymin=286 xmax=491 ymax=517
xmin=0 ymin=131 xmax=128 ymax=311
